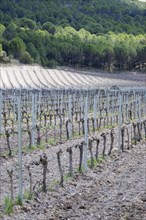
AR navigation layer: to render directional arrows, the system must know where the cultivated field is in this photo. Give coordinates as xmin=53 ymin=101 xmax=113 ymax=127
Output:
xmin=0 ymin=66 xmax=146 ymax=220
xmin=0 ymin=65 xmax=146 ymax=89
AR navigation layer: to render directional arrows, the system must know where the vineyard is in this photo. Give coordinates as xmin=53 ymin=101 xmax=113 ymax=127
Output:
xmin=0 ymin=67 xmax=146 ymax=219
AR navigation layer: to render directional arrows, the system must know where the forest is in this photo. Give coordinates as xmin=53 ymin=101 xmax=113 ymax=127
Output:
xmin=0 ymin=0 xmax=146 ymax=70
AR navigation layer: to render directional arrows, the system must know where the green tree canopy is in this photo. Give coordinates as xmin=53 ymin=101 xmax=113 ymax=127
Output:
xmin=9 ymin=37 xmax=26 ymax=58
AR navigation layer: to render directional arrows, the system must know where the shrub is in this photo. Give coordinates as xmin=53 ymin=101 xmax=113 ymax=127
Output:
xmin=20 ymin=51 xmax=34 ymax=64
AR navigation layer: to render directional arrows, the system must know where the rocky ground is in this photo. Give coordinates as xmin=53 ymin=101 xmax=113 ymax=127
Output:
xmin=1 ymin=139 xmax=146 ymax=220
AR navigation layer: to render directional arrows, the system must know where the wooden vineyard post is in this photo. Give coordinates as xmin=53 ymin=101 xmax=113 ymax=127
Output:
xmin=80 ymin=93 xmax=84 ymax=113
xmin=108 ymin=129 xmax=114 ymax=155
xmin=83 ymin=96 xmax=88 ymax=173
xmin=12 ymin=92 xmax=16 ymax=121
xmin=57 ymin=91 xmax=60 ymax=109
xmin=107 ymin=92 xmax=110 ymax=114
xmin=126 ymin=93 xmax=129 ymax=121
xmin=132 ymin=90 xmax=135 ymax=119
xmin=68 ymin=94 xmax=72 ymax=138
xmin=118 ymin=93 xmax=122 ymax=150
xmin=57 ymin=149 xmax=63 ymax=187
xmin=17 ymin=92 xmax=23 ymax=203
xmin=135 ymin=95 xmax=138 ymax=120
xmin=6 ymin=168 xmax=14 ymax=201
xmin=97 ymin=91 xmax=100 ymax=120
xmin=144 ymin=93 xmax=146 ymax=117
xmin=60 ymin=93 xmax=63 ymax=114
xmin=88 ymin=138 xmax=94 ymax=168
xmin=138 ymin=95 xmax=141 ymax=123
xmin=112 ymin=95 xmax=114 ymax=126
xmin=40 ymin=153 xmax=48 ymax=192
xmin=25 ymin=165 xmax=32 ymax=199
xmin=53 ymin=97 xmax=56 ymax=143
xmin=93 ymin=94 xmax=97 ymax=132
xmin=66 ymin=147 xmax=73 ymax=177
xmin=0 ymin=89 xmax=2 ymax=135
xmin=38 ymin=89 xmax=42 ymax=116
xmin=31 ymin=92 xmax=35 ymax=147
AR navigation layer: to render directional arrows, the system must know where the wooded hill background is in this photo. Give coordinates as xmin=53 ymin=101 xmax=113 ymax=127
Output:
xmin=0 ymin=0 xmax=146 ymax=70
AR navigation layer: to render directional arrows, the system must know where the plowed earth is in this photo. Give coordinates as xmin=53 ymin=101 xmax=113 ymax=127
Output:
xmin=1 ymin=141 xmax=146 ymax=220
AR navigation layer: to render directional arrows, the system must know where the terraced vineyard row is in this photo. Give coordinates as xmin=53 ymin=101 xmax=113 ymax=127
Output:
xmin=1 ymin=66 xmax=145 ymax=90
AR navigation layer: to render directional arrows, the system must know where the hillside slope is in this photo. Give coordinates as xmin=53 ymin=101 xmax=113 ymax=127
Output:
xmin=0 ymin=0 xmax=146 ymax=69
xmin=0 ymin=0 xmax=146 ymax=34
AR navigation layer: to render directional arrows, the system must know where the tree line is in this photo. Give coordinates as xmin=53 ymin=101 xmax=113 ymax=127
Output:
xmin=0 ymin=24 xmax=146 ymax=70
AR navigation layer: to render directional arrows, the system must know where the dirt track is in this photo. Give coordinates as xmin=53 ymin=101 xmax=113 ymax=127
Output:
xmin=2 ymin=141 xmax=146 ymax=220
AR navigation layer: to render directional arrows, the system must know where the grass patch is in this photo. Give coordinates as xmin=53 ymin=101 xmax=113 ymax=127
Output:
xmin=0 ymin=151 xmax=9 ymax=158
xmin=87 ymin=155 xmax=105 ymax=168
xmin=131 ymin=138 xmax=137 ymax=145
xmin=15 ymin=196 xmax=23 ymax=206
xmin=73 ymin=132 xmax=81 ymax=138
xmin=48 ymin=137 xmax=55 ymax=145
xmin=0 ymin=213 xmax=3 ymax=219
xmin=3 ymin=196 xmax=13 ymax=215
xmin=76 ymin=166 xmax=84 ymax=174
xmin=48 ymin=179 xmax=60 ymax=191
xmin=48 ymin=137 xmax=57 ymax=146
xmin=23 ymin=191 xmax=32 ymax=200
xmin=64 ymin=173 xmax=73 ymax=182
